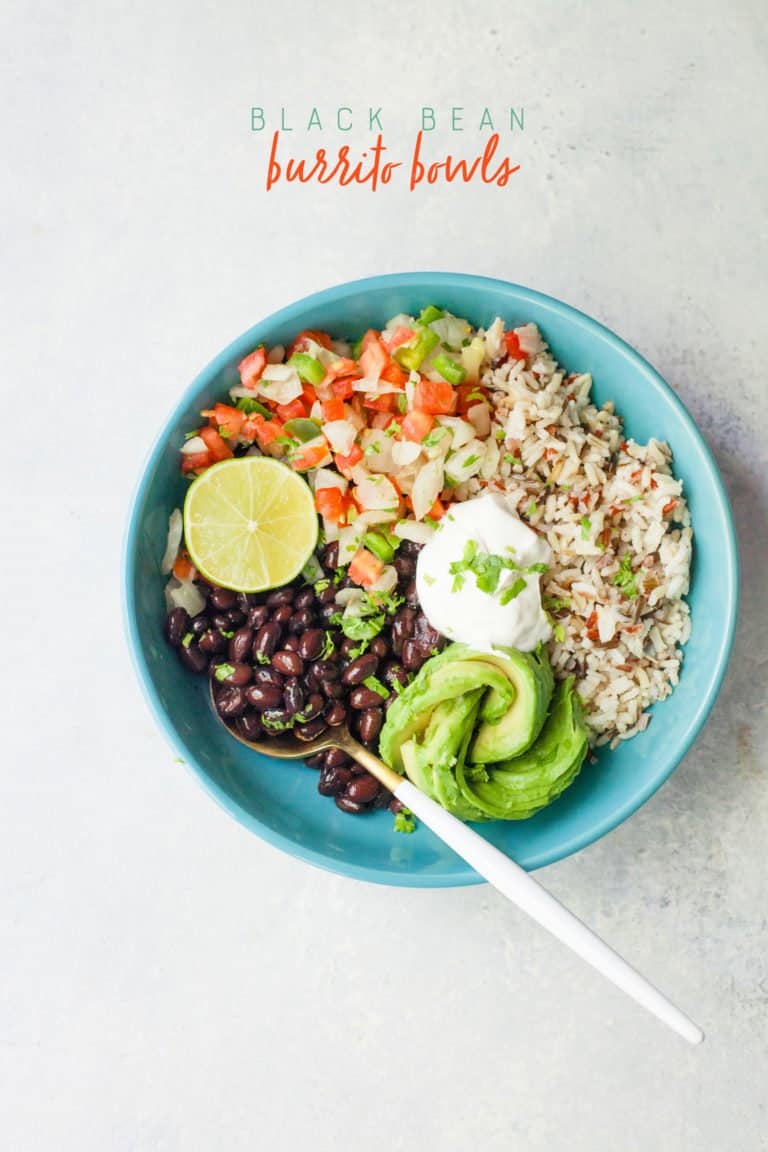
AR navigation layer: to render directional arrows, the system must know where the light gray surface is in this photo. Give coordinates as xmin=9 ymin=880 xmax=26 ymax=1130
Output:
xmin=2 ymin=2 xmax=766 ymax=1149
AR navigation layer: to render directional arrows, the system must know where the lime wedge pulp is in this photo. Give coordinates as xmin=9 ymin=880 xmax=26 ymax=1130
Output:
xmin=183 ymin=457 xmax=318 ymax=592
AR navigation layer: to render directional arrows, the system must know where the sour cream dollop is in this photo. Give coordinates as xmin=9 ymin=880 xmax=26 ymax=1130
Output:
xmin=415 ymin=493 xmax=552 ymax=653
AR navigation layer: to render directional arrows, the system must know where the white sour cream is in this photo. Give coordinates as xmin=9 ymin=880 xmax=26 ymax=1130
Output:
xmin=415 ymin=493 xmax=552 ymax=653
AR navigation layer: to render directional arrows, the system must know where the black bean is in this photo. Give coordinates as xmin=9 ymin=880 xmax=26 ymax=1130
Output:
xmin=166 ymin=607 xmax=190 ymax=647
xmin=340 ymin=637 xmax=358 ymax=659
xmin=298 ymin=629 xmax=325 ymax=661
xmin=235 ymin=710 xmax=263 ymax=741
xmin=393 ymin=554 xmax=416 ymax=579
xmin=321 ymin=679 xmax=345 ymax=700
xmin=318 ymin=583 xmax=337 ymax=605
xmin=209 ymin=586 xmax=237 ymax=611
xmin=272 ymin=650 xmax=304 ymax=677
xmin=253 ymin=622 xmax=282 ymax=660
xmin=369 ymin=636 xmax=389 ymax=659
xmin=301 ymin=694 xmax=326 ymax=721
xmin=325 ymin=702 xmax=347 ymax=727
xmin=237 ymin=592 xmax=259 ymax=612
xmin=323 ymin=542 xmax=339 ymax=569
xmin=404 ymin=580 xmax=419 ymax=608
xmin=382 ymin=661 xmax=408 ymax=689
xmin=372 ymin=789 xmax=391 ymax=809
xmin=413 ymin=614 xmax=442 ymax=650
xmin=272 ymin=603 xmax=294 ymax=626
xmin=228 ymin=627 xmax=254 ymax=662
xmin=283 ymin=677 xmax=305 ymax=715
xmin=401 ymin=640 xmax=425 ymax=671
xmin=325 ymin=748 xmax=350 ymax=769
xmin=399 ymin=540 xmax=422 ymax=557
xmin=391 ymin=607 xmax=416 ymax=653
xmin=214 ymin=661 xmax=252 ymax=687
xmin=179 ymin=643 xmax=208 ymax=673
xmin=357 ymin=707 xmax=383 ymax=743
xmin=348 ymin=760 xmax=367 ymax=775
xmin=252 ymin=666 xmax=284 ymax=688
xmin=288 ymin=608 xmax=313 ymax=634
xmin=294 ymin=587 xmax=315 ymax=611
xmin=195 ymin=578 xmax=215 ymax=598
xmin=318 ymin=764 xmax=352 ymax=796
xmin=389 ymin=796 xmax=405 ymax=814
xmin=245 ymin=683 xmax=283 ymax=710
xmin=282 ymin=635 xmax=302 ymax=653
xmin=349 ymin=687 xmax=386 ymax=710
xmin=305 ymin=752 xmax=325 ymax=769
xmin=214 ymin=684 xmax=247 ymax=717
xmin=267 ymin=587 xmax=295 ymax=608
xmin=210 ymin=612 xmax=233 ymax=630
xmin=318 ymin=603 xmax=339 ymax=626
xmin=262 ymin=707 xmax=293 ymax=730
xmin=346 ymin=774 xmax=379 ymax=804
xmin=335 ymin=794 xmax=365 ymax=814
xmin=295 ymin=717 xmax=328 ymax=741
xmin=303 ymin=670 xmax=322 ymax=693
xmin=189 ymin=613 xmax=211 ymax=636
xmin=342 ymin=653 xmax=379 ymax=686
xmin=247 ymin=604 xmax=270 ymax=629
xmin=199 ymin=628 xmax=227 ymax=655
xmin=311 ymin=660 xmax=339 ymax=681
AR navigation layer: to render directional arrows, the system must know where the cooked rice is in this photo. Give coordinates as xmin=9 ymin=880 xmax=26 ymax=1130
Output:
xmin=467 ymin=324 xmax=692 ymax=749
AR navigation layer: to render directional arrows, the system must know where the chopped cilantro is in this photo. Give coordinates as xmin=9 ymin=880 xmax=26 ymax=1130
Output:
xmin=623 ymin=494 xmax=643 ymax=504
xmin=184 ymin=429 xmax=201 ymax=440
xmin=553 ymin=622 xmax=566 ymax=643
xmin=314 ymin=578 xmax=330 ymax=594
xmin=423 ymin=574 xmax=437 ymax=586
xmin=543 ymin=595 xmax=571 ymax=612
xmin=397 ymin=393 xmax=408 ymax=414
xmin=320 ymin=633 xmax=336 ymax=659
xmin=494 ymin=427 xmax=506 ymax=441
xmin=423 ymin=427 xmax=447 ymax=448
xmin=217 ymin=425 xmax=230 ymax=438
xmin=462 ymin=453 xmax=480 ymax=468
xmin=214 ymin=663 xmax=235 ymax=682
xmin=580 ymin=515 xmax=592 ymax=539
xmin=393 ymin=809 xmax=416 ymax=834
xmin=220 ymin=629 xmax=235 ymax=639
xmin=466 ymin=389 xmax=484 ymax=403
xmin=364 ymin=441 xmax=381 ymax=456
xmin=181 ymin=632 xmax=194 ymax=648
xmin=526 ymin=499 xmax=537 ymax=517
xmin=449 ymin=541 xmax=547 ymax=599
xmin=363 ymin=675 xmax=390 ymax=699
xmin=613 ymin=553 xmax=639 ymax=598
xmin=347 ymin=640 xmax=369 ymax=659
xmin=262 ymin=714 xmax=295 ymax=732
xmin=503 ymin=453 xmax=522 ymax=466
xmin=499 ymin=577 xmax=527 ymax=605
xmin=255 ymin=651 xmax=271 ymax=665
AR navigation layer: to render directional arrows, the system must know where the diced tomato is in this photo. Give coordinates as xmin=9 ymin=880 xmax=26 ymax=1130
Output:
xmin=321 ymin=357 xmax=360 ymax=385
xmin=330 ymin=376 xmax=356 ymax=400
xmin=300 ymin=383 xmax=318 ymax=409
xmin=379 ymin=361 xmax=409 ymax=387
xmin=371 ymin=412 xmax=397 ymax=431
xmin=348 ymin=548 xmax=385 ymax=588
xmin=199 ymin=426 xmax=233 ymax=461
xmin=363 ymin=393 xmax=396 ymax=412
xmin=359 ymin=331 xmax=389 ymax=380
xmin=207 ymin=403 xmax=244 ymax=440
xmin=291 ymin=443 xmax=330 ymax=472
xmin=315 ymin=487 xmax=346 ymax=524
xmin=334 ymin=443 xmax=364 ymax=472
xmin=276 ymin=398 xmax=307 ymax=422
xmin=237 ymin=345 xmax=267 ymax=389
xmin=425 ymin=498 xmax=446 ymax=521
xmin=414 ymin=379 xmax=457 ymax=415
xmin=251 ymin=416 xmax=285 ymax=448
xmin=401 ymin=409 xmax=435 ymax=442
xmin=172 ymin=549 xmax=196 ymax=580
xmin=662 ymin=499 xmax=678 ymax=515
xmin=504 ymin=331 xmax=524 ymax=361
xmin=388 ymin=325 xmax=415 ymax=350
xmin=321 ymin=397 xmax=345 ymax=422
xmin=287 ymin=329 xmax=333 ymax=357
xmin=456 ymin=383 xmax=489 ymax=414
xmin=180 ymin=450 xmax=211 ymax=474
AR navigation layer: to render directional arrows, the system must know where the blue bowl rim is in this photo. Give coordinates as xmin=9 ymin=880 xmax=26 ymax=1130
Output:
xmin=123 ymin=271 xmax=740 ymax=887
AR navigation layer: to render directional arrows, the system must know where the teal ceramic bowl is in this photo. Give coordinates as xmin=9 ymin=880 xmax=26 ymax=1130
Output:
xmin=124 ymin=273 xmax=738 ymax=885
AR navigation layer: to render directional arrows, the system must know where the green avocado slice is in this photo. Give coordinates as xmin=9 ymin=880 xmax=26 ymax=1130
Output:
xmin=469 ymin=646 xmax=554 ymax=764
xmin=407 ymin=690 xmax=487 ymax=821
xmin=456 ymin=678 xmax=589 ymax=819
xmin=379 ymin=649 xmax=516 ymax=771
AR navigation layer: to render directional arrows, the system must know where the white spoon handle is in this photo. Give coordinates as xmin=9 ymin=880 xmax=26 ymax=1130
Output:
xmin=395 ymin=780 xmax=704 ymax=1045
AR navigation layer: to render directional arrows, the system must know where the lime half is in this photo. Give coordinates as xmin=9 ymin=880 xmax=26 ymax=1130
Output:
xmin=183 ymin=457 xmax=318 ymax=592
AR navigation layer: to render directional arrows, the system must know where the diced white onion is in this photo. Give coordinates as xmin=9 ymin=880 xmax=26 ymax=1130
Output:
xmin=515 ymin=323 xmax=543 ymax=357
xmin=411 ymin=459 xmax=444 ymax=520
xmin=483 ymin=317 xmax=505 ymax=362
xmin=160 ymin=509 xmax=183 ymax=574
xmin=392 ymin=439 xmax=422 ymax=468
xmin=312 ymin=467 xmax=348 ymax=493
xmin=430 ymin=315 xmax=471 ymax=347
xmin=337 ymin=523 xmax=365 ymax=565
xmin=164 ymin=577 xmax=205 ymax=618
xmin=467 ymin=402 xmax=491 ymax=438
xmin=180 ymin=436 xmax=208 ymax=456
xmin=367 ymin=564 xmax=398 ymax=594
xmin=436 ymin=416 xmax=475 ymax=450
xmin=360 ymin=428 xmax=395 ymax=474
xmin=335 ymin=586 xmax=365 ymax=607
xmin=255 ymin=364 xmax=303 ymax=404
xmin=354 ymin=475 xmax=399 ymax=512
xmin=322 ymin=419 xmax=357 ymax=456
xmin=444 ymin=438 xmax=485 ymax=484
xmin=394 ymin=519 xmax=436 ymax=544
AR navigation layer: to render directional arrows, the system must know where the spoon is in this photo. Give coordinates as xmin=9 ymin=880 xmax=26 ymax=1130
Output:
xmin=213 ymin=686 xmax=704 ymax=1045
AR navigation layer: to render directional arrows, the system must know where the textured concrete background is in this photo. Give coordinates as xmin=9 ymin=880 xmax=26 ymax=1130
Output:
xmin=2 ymin=1 xmax=766 ymax=1149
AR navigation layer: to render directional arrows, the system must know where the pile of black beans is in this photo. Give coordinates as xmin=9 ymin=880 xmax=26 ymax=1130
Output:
xmin=164 ymin=539 xmax=446 ymax=816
